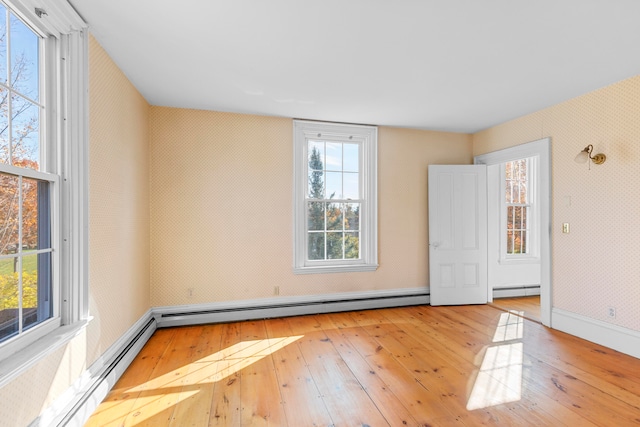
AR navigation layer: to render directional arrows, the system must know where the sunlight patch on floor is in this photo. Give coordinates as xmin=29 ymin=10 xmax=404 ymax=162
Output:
xmin=128 ymin=335 xmax=303 ymax=390
xmin=91 ymin=336 xmax=305 ymax=425
xmin=467 ymin=312 xmax=525 ymax=411
xmin=493 ymin=311 xmax=524 ymax=342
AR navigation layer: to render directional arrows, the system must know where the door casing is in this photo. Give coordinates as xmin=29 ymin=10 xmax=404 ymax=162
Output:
xmin=474 ymin=137 xmax=552 ymax=327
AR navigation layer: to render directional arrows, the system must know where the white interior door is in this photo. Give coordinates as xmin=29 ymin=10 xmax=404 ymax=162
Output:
xmin=428 ymin=165 xmax=488 ymax=305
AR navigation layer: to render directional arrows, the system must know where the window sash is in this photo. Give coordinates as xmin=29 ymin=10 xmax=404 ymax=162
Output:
xmin=293 ymin=120 xmax=378 ymax=274
xmin=501 ymin=157 xmax=538 ymax=260
xmin=0 ymin=0 xmax=87 ymax=370
xmin=0 ymin=163 xmax=58 ymax=353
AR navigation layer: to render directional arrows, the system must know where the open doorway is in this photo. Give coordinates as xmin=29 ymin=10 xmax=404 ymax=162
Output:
xmin=475 ymin=138 xmax=551 ymax=326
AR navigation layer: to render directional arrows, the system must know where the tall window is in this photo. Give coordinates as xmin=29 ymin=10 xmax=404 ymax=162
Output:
xmin=504 ymin=157 xmax=534 ymax=257
xmin=293 ymin=121 xmax=377 ymax=274
xmin=0 ymin=4 xmax=54 ymax=344
xmin=0 ymin=0 xmax=87 ymax=369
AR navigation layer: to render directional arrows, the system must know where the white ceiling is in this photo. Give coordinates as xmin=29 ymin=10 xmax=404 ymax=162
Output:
xmin=69 ymin=0 xmax=640 ymax=133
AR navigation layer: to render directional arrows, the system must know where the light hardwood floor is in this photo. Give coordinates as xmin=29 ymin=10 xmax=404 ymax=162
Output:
xmin=85 ymin=304 xmax=640 ymax=426
xmin=491 ymin=295 xmax=541 ymax=323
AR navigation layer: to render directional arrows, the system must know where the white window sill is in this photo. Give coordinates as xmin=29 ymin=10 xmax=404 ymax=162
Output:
xmin=0 ymin=319 xmax=90 ymax=388
xmin=294 ymin=264 xmax=378 ymax=275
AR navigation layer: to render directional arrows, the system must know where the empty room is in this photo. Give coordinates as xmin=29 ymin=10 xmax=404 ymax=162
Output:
xmin=0 ymin=0 xmax=639 ymax=426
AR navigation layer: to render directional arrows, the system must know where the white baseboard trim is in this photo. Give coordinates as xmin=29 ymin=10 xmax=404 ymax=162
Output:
xmin=30 ymin=310 xmax=157 ymax=427
xmin=154 ymin=287 xmax=430 ymax=328
xmin=493 ymin=285 xmax=540 ymax=299
xmin=552 ymin=308 xmax=640 ymax=359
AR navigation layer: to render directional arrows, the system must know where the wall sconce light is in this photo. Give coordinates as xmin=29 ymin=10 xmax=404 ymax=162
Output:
xmin=574 ymin=144 xmax=606 ymax=165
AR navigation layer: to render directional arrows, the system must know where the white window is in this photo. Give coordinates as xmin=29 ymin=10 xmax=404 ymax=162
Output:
xmin=0 ymin=0 xmax=87 ymax=375
xmin=293 ymin=120 xmax=378 ymax=274
xmin=501 ymin=156 xmax=538 ymax=260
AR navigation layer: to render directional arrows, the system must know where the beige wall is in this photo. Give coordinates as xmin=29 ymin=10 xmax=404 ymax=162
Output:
xmin=474 ymin=74 xmax=640 ymax=333
xmin=86 ymin=36 xmax=151 ymax=361
xmin=149 ymin=108 xmax=473 ymax=306
xmin=0 ymin=36 xmax=151 ymax=426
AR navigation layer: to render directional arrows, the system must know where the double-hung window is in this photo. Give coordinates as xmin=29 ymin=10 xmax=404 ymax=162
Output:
xmin=0 ymin=0 xmax=88 ymax=373
xmin=293 ymin=120 xmax=378 ymax=274
xmin=502 ymin=157 xmax=537 ymax=259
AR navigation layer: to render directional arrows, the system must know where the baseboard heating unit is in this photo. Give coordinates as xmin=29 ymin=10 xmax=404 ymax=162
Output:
xmin=155 ymin=288 xmax=430 ymax=328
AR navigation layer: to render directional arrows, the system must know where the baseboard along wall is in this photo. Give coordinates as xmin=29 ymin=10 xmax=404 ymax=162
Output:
xmin=552 ymin=308 xmax=640 ymax=360
xmin=492 ymin=285 xmax=541 ymax=299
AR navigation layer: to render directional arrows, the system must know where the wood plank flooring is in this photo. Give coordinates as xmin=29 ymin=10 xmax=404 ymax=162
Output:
xmin=490 ymin=295 xmax=541 ymax=323
xmin=85 ymin=304 xmax=640 ymax=426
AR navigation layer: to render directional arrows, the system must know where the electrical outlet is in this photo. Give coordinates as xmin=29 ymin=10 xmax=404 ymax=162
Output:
xmin=274 ymin=286 xmax=280 ymax=296
xmin=607 ymin=307 xmax=616 ymax=318
xmin=562 ymin=223 xmax=570 ymax=233
xmin=187 ymin=288 xmax=194 ymax=298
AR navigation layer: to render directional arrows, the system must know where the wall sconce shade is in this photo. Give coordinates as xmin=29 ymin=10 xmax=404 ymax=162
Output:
xmin=575 ymin=144 xmax=606 ymax=165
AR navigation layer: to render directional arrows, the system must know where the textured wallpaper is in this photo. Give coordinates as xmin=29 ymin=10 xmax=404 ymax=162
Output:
xmin=149 ymin=108 xmax=473 ymax=306
xmin=0 ymin=35 xmax=151 ymax=426
xmin=474 ymin=74 xmax=640 ymax=332
xmin=86 ymin=35 xmax=151 ymax=365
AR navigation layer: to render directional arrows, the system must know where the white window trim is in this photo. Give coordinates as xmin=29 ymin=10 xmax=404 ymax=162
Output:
xmin=0 ymin=0 xmax=88 ymax=384
xmin=293 ymin=120 xmax=378 ymax=274
xmin=500 ymin=156 xmax=540 ymax=263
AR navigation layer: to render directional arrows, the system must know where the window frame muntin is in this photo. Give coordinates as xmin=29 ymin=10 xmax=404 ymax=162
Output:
xmin=293 ymin=120 xmax=378 ymax=274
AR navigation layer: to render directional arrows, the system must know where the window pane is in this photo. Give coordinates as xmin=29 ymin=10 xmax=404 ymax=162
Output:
xmin=0 ymin=5 xmax=6 ymax=84
xmin=326 ymin=232 xmax=343 ymax=259
xmin=307 ymin=202 xmax=324 ymax=231
xmin=512 ymin=231 xmax=523 ymax=254
xmin=308 ymin=232 xmax=324 ymax=260
xmin=11 ymin=96 xmax=39 ymax=169
xmin=308 ymin=141 xmax=324 ymax=171
xmin=325 ymin=142 xmax=342 ymax=171
xmin=507 ymin=206 xmax=514 ymax=229
xmin=344 ymin=203 xmax=359 ymax=231
xmin=0 ymin=265 xmax=18 ymax=341
xmin=0 ymin=173 xmax=19 ymax=255
xmin=511 ymin=182 xmax=520 ymax=203
xmin=325 ymin=171 xmax=342 ymax=199
xmin=0 ymin=86 xmax=8 ymax=164
xmin=345 ymin=232 xmax=359 ymax=259
xmin=22 ymin=251 xmax=51 ymax=330
xmin=22 ymin=177 xmax=36 ymax=248
xmin=10 ymin=13 xmax=39 ymax=102
xmin=326 ymin=203 xmax=343 ymax=231
xmin=343 ymin=143 xmax=358 ymax=172
xmin=21 ymin=252 xmax=36 ymax=329
xmin=343 ymin=172 xmax=358 ymax=199
xmin=308 ymin=170 xmax=324 ymax=199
